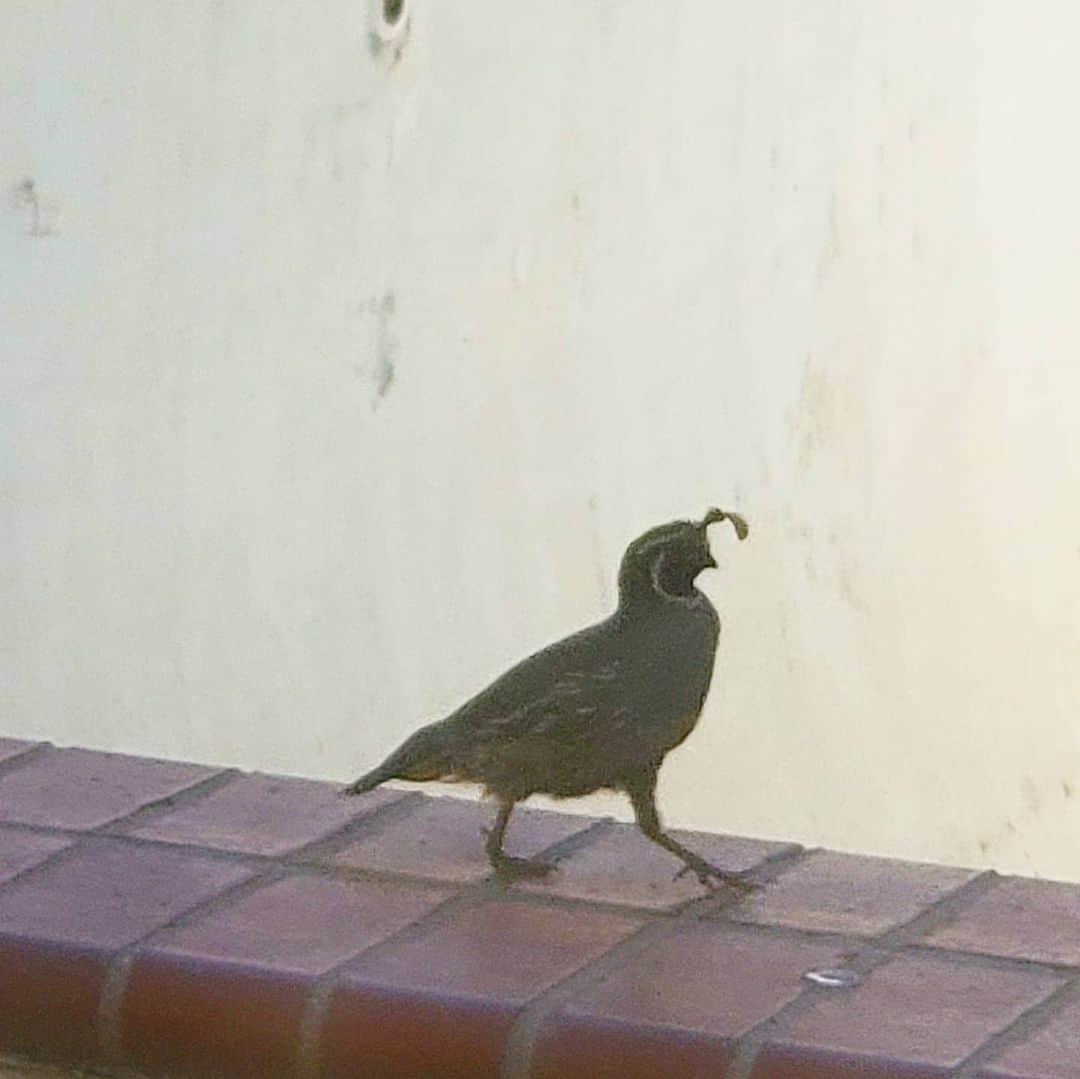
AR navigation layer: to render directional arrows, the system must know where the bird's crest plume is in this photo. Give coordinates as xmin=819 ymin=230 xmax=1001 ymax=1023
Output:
xmin=701 ymin=507 xmax=749 ymax=541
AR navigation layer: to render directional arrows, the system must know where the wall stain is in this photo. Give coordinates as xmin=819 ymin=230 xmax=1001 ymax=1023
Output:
xmin=816 ymin=191 xmax=840 ymax=284
xmin=295 ymin=95 xmax=377 ymax=195
xmin=791 ymin=356 xmax=838 ymax=472
xmin=835 ymin=553 xmax=869 ymax=613
xmin=976 ymin=775 xmax=1075 ymax=861
xmin=372 ymin=291 xmax=397 ymax=407
xmin=1021 ymin=777 xmax=1041 ymax=816
xmin=10 ymin=178 xmax=60 ymax=236
xmin=369 ymin=0 xmax=410 ymax=65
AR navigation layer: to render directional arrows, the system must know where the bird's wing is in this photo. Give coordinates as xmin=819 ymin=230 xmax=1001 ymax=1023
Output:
xmin=440 ymin=622 xmax=632 ymax=747
xmin=434 ymin=627 xmax=654 ymax=798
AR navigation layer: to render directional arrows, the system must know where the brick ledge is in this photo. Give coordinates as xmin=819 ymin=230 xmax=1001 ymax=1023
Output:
xmin=0 ymin=737 xmax=1078 ymax=1077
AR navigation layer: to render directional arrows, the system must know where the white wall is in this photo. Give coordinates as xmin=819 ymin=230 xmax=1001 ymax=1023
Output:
xmin=5 ymin=1 xmax=1080 ymax=879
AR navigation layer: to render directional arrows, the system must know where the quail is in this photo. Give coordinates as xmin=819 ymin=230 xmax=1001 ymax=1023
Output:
xmin=344 ymin=508 xmax=750 ymax=889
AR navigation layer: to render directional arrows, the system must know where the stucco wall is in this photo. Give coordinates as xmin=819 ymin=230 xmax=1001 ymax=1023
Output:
xmin=5 ymin=1 xmax=1080 ymax=879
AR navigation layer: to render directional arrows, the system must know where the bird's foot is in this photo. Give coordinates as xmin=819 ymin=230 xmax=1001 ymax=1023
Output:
xmin=491 ymin=855 xmax=558 ymax=883
xmin=674 ymin=857 xmax=759 ymax=895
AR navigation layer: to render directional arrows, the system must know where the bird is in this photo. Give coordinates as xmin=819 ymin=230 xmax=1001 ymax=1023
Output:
xmin=343 ymin=507 xmax=751 ymax=889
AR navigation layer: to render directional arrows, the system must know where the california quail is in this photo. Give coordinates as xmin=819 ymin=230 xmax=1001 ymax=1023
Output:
xmin=344 ymin=508 xmax=750 ymax=889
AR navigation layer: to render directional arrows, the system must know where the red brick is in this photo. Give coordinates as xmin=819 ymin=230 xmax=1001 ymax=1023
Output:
xmin=119 ymin=961 xmax=310 ymax=1079
xmin=924 ymin=877 xmax=1080 ymax=966
xmin=123 ymin=772 xmax=403 ymax=856
xmin=0 ymin=938 xmax=110 ymax=1064
xmin=520 ymin=822 xmax=788 ymax=910
xmin=0 ymin=840 xmax=253 ymax=949
xmin=332 ymin=796 xmax=591 ymax=883
xmin=531 ymin=924 xmax=844 ymax=1079
xmin=730 ymin=850 xmax=977 ymax=935
xmin=143 ymin=872 xmax=454 ymax=973
xmin=320 ymin=899 xmax=640 ymax=1079
xmin=0 ymin=825 xmax=72 ymax=885
xmin=120 ymin=874 xmax=452 ymax=1078
xmin=752 ymin=952 xmax=1064 ymax=1078
xmin=978 ymin=996 xmax=1080 ymax=1078
xmin=0 ymin=747 xmax=220 ymax=830
xmin=0 ymin=842 xmax=251 ymax=1065
xmin=0 ymin=738 xmax=41 ymax=765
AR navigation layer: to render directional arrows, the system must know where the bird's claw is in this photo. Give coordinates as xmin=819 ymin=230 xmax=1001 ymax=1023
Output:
xmin=673 ymin=860 xmax=759 ymax=895
xmin=492 ymin=855 xmax=558 ymax=883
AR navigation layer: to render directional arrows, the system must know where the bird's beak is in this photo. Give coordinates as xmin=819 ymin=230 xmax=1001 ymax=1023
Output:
xmin=705 ymin=552 xmax=717 ymax=570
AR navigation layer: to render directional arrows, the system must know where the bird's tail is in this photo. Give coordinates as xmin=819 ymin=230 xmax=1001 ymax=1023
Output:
xmin=342 ymin=765 xmax=394 ymax=797
xmin=342 ymin=723 xmax=451 ymax=796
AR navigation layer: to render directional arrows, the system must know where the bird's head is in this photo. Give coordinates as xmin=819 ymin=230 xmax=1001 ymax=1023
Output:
xmin=617 ymin=508 xmax=748 ymax=607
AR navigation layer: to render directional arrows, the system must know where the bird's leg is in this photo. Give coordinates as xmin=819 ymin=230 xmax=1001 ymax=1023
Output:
xmin=626 ymin=771 xmax=757 ymax=894
xmin=483 ymin=799 xmax=557 ymax=881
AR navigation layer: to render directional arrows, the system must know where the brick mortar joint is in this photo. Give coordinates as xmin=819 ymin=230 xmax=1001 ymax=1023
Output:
xmin=0 ymin=833 xmax=93 ymax=898
xmin=94 ymin=768 xmax=243 ymax=834
xmin=954 ymin=973 xmax=1080 ymax=1076
xmin=285 ymin=788 xmax=427 ymax=864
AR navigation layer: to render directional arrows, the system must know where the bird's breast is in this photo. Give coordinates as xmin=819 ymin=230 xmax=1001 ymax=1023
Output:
xmin=627 ymin=600 xmax=720 ymax=723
